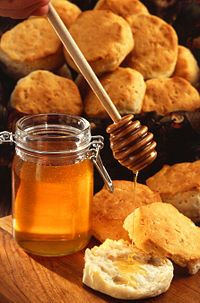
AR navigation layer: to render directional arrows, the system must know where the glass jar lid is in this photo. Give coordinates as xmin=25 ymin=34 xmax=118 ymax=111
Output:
xmin=14 ymin=113 xmax=91 ymax=155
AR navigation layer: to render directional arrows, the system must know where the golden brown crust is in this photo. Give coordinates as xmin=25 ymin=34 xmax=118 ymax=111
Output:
xmin=84 ymin=67 xmax=146 ymax=118
xmin=0 ymin=18 xmax=64 ymax=78
xmin=92 ymin=180 xmax=162 ymax=242
xmin=94 ymin=0 xmax=149 ymax=18
xmin=146 ymin=160 xmax=200 ymax=222
xmin=0 ymin=18 xmax=60 ymax=62
xmin=173 ymin=45 xmax=200 ymax=85
xmin=161 ymin=189 xmax=200 ymax=223
xmin=51 ymin=0 xmax=81 ymax=29
xmin=123 ymin=14 xmax=178 ymax=80
xmin=145 ymin=162 xmax=200 ymax=223
xmin=142 ymin=77 xmax=200 ymax=115
xmin=64 ymin=10 xmax=134 ymax=75
xmin=10 ymin=70 xmax=83 ymax=115
xmin=146 ymin=161 xmax=200 ymax=196
xmin=125 ymin=202 xmax=200 ymax=269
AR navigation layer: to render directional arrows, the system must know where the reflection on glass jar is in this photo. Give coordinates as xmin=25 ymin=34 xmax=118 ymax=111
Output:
xmin=12 ymin=114 xmax=94 ymax=256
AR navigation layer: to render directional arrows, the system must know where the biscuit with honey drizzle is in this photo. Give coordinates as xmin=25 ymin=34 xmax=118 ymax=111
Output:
xmin=83 ymin=239 xmax=173 ymax=300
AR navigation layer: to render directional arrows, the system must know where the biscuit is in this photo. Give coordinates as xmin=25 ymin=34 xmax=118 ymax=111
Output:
xmin=173 ymin=45 xmax=200 ymax=86
xmin=92 ymin=180 xmax=162 ymax=243
xmin=142 ymin=77 xmax=200 ymax=115
xmin=10 ymin=70 xmax=83 ymax=115
xmin=146 ymin=161 xmax=200 ymax=222
xmin=94 ymin=0 xmax=149 ymax=19
xmin=83 ymin=239 xmax=173 ymax=300
xmin=51 ymin=0 xmax=81 ymax=29
xmin=84 ymin=67 xmax=146 ymax=118
xmin=64 ymin=10 xmax=134 ymax=75
xmin=0 ymin=18 xmax=64 ymax=79
xmin=124 ymin=202 xmax=200 ymax=274
xmin=123 ymin=13 xmax=178 ymax=80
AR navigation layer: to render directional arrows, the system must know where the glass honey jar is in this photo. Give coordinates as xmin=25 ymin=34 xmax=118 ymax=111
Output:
xmin=0 ymin=113 xmax=112 ymax=256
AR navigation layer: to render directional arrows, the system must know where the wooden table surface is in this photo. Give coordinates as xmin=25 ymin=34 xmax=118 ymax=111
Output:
xmin=0 ymin=215 xmax=200 ymax=303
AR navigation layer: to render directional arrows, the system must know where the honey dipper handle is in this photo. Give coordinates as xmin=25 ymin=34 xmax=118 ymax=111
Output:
xmin=47 ymin=3 xmax=121 ymax=123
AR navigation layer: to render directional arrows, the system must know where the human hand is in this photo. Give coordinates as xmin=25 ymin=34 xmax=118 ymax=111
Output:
xmin=0 ymin=0 xmax=50 ymax=19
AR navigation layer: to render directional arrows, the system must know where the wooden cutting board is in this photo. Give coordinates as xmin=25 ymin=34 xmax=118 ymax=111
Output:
xmin=0 ymin=216 xmax=200 ymax=303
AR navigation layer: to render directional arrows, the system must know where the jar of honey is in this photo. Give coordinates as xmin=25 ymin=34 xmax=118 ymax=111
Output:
xmin=0 ymin=113 xmax=112 ymax=256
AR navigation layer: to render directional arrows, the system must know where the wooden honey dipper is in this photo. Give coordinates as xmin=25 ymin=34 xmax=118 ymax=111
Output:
xmin=106 ymin=115 xmax=157 ymax=172
xmin=47 ymin=4 xmax=157 ymax=172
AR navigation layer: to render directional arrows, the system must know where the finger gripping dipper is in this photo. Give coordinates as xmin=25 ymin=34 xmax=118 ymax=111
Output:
xmin=47 ymin=4 xmax=157 ymax=172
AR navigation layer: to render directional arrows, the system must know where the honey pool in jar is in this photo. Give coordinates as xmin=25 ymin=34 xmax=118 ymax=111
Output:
xmin=11 ymin=114 xmax=96 ymax=256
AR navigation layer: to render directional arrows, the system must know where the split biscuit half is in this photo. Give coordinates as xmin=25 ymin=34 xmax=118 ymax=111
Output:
xmin=124 ymin=202 xmax=200 ymax=274
xmin=83 ymin=239 xmax=173 ymax=300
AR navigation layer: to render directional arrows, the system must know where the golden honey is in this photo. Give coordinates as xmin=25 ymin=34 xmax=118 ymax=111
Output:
xmin=11 ymin=114 xmax=96 ymax=256
xmin=115 ymin=254 xmax=147 ymax=287
xmin=12 ymin=157 xmax=93 ymax=256
xmin=131 ymin=171 xmax=138 ymax=247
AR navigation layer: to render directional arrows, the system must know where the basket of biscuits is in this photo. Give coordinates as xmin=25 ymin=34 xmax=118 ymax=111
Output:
xmin=0 ymin=0 xmax=200 ymax=300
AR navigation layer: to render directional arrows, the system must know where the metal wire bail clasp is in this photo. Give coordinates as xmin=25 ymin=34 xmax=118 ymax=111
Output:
xmin=89 ymin=135 xmax=113 ymax=193
xmin=0 ymin=131 xmax=14 ymax=144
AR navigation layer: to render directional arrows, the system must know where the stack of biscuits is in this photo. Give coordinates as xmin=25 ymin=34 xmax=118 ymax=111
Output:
xmin=0 ymin=0 xmax=199 ymax=117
